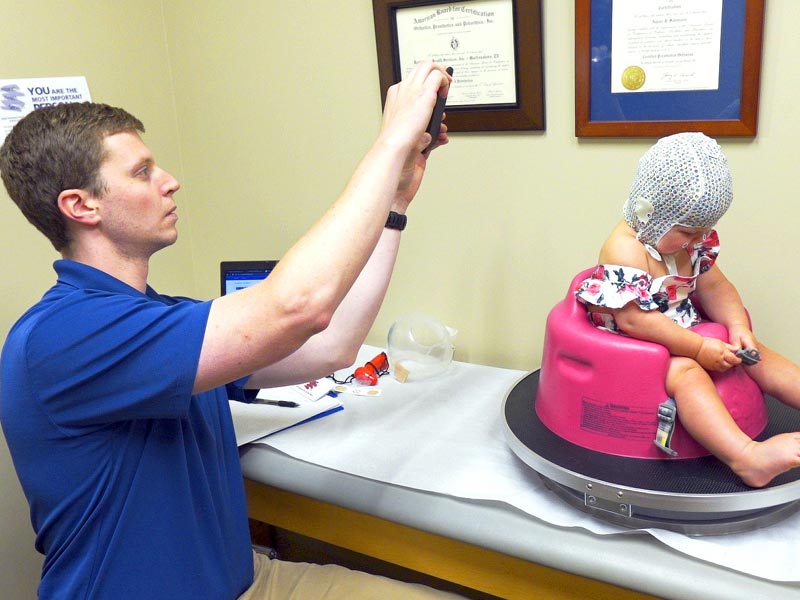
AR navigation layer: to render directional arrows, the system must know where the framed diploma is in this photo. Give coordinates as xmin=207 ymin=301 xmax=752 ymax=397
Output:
xmin=575 ymin=0 xmax=765 ymax=138
xmin=373 ymin=0 xmax=544 ymax=131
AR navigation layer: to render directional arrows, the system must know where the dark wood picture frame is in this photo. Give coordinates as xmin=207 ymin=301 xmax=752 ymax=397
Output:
xmin=372 ymin=0 xmax=545 ymax=131
xmin=575 ymin=0 xmax=765 ymax=138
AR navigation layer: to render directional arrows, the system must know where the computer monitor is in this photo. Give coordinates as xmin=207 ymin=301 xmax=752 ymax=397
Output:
xmin=219 ymin=260 xmax=278 ymax=296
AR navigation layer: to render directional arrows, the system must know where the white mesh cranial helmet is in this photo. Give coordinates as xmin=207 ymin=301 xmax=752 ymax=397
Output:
xmin=623 ymin=132 xmax=733 ymax=248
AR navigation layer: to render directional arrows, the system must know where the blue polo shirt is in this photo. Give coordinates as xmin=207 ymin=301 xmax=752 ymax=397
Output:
xmin=1 ymin=260 xmax=253 ymax=599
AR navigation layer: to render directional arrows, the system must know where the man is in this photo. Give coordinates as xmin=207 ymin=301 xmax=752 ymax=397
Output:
xmin=0 ymin=62 xmax=458 ymax=599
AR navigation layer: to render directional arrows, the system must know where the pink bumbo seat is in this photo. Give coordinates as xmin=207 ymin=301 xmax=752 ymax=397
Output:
xmin=535 ymin=269 xmax=768 ymax=459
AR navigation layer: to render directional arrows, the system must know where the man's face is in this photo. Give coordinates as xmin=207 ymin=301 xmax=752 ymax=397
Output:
xmin=93 ymin=131 xmax=181 ymax=258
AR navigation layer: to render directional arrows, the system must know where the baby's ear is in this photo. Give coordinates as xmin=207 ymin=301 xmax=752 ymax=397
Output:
xmin=633 ymin=197 xmax=654 ymax=223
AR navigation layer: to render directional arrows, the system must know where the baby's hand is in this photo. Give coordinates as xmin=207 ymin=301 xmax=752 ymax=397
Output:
xmin=729 ymin=323 xmax=757 ymax=352
xmin=694 ymin=337 xmax=739 ymax=372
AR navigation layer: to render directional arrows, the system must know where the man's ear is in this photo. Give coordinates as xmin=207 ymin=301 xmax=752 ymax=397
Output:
xmin=58 ymin=189 xmax=100 ymax=225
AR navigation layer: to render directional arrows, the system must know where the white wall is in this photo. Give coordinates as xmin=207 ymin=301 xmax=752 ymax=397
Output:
xmin=163 ymin=1 xmax=800 ymax=370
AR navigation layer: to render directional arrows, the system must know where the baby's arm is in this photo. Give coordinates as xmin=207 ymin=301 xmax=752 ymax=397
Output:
xmin=695 ymin=264 xmax=757 ymax=350
xmin=612 ymin=302 xmax=737 ymax=371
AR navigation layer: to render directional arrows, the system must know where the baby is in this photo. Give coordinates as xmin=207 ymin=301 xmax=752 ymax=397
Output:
xmin=576 ymin=132 xmax=800 ymax=488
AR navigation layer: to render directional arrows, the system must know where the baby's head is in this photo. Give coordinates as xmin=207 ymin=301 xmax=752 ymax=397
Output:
xmin=623 ymin=132 xmax=732 ymax=248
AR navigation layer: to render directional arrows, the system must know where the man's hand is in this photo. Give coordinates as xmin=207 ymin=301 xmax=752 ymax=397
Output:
xmin=379 ymin=62 xmax=453 ymax=157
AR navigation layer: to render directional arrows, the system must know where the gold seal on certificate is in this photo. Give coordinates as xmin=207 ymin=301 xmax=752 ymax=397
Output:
xmin=621 ymin=65 xmax=646 ymax=90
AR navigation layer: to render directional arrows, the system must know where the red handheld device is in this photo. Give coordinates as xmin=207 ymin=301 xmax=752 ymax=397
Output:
xmin=353 ymin=352 xmax=389 ymax=386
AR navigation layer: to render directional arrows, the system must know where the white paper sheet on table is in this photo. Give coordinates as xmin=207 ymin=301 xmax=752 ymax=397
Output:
xmin=234 ymin=345 xmax=800 ymax=582
xmin=229 ymin=394 xmax=342 ymax=446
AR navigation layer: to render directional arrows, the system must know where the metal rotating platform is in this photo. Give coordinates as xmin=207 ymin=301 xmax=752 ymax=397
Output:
xmin=502 ymin=370 xmax=800 ymax=535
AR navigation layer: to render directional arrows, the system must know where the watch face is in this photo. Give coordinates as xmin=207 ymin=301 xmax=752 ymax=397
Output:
xmin=386 ymin=211 xmax=407 ymax=231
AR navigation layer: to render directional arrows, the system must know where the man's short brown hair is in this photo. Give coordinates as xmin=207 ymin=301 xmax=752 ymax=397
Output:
xmin=0 ymin=102 xmax=144 ymax=251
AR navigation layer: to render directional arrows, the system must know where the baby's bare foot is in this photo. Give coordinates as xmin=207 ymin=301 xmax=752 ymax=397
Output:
xmin=730 ymin=433 xmax=800 ymax=488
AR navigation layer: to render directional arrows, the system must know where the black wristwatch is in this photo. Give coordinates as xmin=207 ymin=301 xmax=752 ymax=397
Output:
xmin=385 ymin=211 xmax=407 ymax=231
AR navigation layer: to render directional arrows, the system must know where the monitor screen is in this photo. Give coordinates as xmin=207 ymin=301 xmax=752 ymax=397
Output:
xmin=220 ymin=260 xmax=278 ymax=296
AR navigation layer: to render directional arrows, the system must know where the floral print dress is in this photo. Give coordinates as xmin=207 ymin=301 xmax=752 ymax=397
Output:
xmin=575 ymin=230 xmax=720 ymax=332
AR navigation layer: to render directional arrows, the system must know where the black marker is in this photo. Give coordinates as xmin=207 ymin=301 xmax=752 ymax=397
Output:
xmin=257 ymin=399 xmax=299 ymax=408
xmin=423 ymin=66 xmax=454 ymax=155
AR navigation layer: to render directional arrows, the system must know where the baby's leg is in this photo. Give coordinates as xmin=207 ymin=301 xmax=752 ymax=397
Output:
xmin=667 ymin=357 xmax=800 ymax=488
xmin=743 ymin=344 xmax=800 ymax=409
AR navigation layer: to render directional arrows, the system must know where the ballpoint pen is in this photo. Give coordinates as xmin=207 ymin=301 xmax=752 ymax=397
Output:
xmin=256 ymin=399 xmax=299 ymax=408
